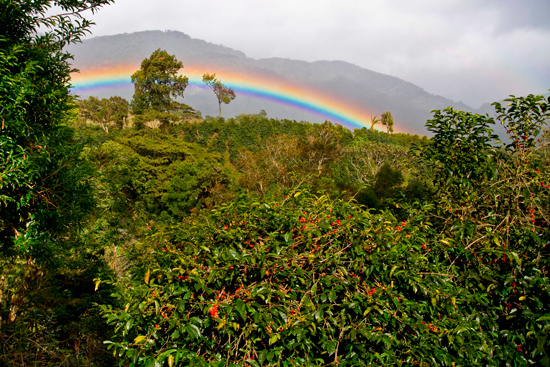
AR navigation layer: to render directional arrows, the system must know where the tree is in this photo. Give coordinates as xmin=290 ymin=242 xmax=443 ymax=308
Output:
xmin=1 ymin=0 xmax=113 ymax=257
xmin=381 ymin=111 xmax=394 ymax=133
xmin=1 ymin=1 xmax=116 ymax=364
xmin=131 ymin=49 xmax=188 ymax=128
xmin=202 ymin=73 xmax=236 ymax=117
xmin=369 ymin=114 xmax=380 ymax=131
xmin=373 ymin=162 xmax=403 ymax=197
xmin=78 ymin=96 xmax=129 ymax=132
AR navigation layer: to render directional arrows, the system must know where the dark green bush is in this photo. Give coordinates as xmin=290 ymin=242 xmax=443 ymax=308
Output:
xmin=99 ymin=94 xmax=550 ymax=366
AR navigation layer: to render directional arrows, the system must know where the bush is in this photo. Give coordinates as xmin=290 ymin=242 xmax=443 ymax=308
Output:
xmin=99 ymin=94 xmax=550 ymax=366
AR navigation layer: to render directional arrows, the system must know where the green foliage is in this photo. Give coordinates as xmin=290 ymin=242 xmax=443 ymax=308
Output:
xmin=0 ymin=1 xmax=107 ymax=256
xmin=420 ymin=107 xmax=498 ymax=199
xmin=84 ymin=130 xmax=237 ymax=219
xmin=178 ymin=114 xmax=316 ymax=162
xmin=78 ymin=95 xmax=129 ymax=131
xmin=99 ymin=93 xmax=550 ymax=366
xmin=170 ymin=116 xmax=416 ymax=201
xmin=493 ymin=93 xmax=550 ymax=151
xmin=0 ymin=246 xmax=118 ymax=366
xmin=131 ymin=49 xmax=189 ymax=128
xmin=6 ymin=9 xmax=548 ymax=366
xmin=418 ymin=94 xmax=550 ymax=244
xmin=369 ymin=115 xmax=380 ymax=131
xmin=1 ymin=1 xmax=116 ymax=365
xmin=164 ymin=156 xmax=237 ymax=216
xmin=101 ymin=190 xmax=437 ymax=366
xmin=353 ymin=127 xmax=427 ymax=147
xmin=381 ymin=111 xmax=394 ymax=133
xmin=100 ymin=187 xmax=550 ymax=366
xmin=235 ymin=121 xmax=358 ymax=198
xmin=334 ymin=140 xmax=413 ymax=207
xmin=373 ymin=162 xmax=404 ymax=198
xmin=203 ymin=73 xmax=237 ymax=117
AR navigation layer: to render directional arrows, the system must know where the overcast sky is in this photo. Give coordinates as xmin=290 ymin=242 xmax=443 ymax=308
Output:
xmin=82 ymin=0 xmax=550 ymax=108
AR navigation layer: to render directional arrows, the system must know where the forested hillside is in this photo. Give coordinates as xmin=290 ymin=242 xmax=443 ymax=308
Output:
xmin=2 ymin=2 xmax=550 ymax=367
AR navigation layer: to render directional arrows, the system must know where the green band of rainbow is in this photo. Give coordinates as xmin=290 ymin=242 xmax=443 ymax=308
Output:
xmin=70 ymin=65 xmax=376 ymax=130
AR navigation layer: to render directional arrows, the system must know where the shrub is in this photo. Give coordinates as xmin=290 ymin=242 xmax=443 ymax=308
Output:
xmin=99 ymin=94 xmax=550 ymax=366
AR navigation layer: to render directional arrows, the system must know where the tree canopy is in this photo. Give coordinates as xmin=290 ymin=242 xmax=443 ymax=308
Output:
xmin=131 ymin=49 xmax=189 ymax=128
xmin=202 ymin=73 xmax=237 ymax=117
xmin=78 ymin=96 xmax=129 ymax=132
xmin=1 ymin=1 xmax=117 ymax=365
xmin=0 ymin=0 xmax=113 ymax=256
xmin=381 ymin=111 xmax=394 ymax=133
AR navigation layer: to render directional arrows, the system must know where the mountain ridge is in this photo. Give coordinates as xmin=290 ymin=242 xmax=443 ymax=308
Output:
xmin=69 ymin=30 xmax=478 ymax=134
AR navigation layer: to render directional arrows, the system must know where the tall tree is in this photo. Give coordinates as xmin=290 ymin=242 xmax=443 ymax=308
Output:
xmin=381 ymin=111 xmax=394 ymax=133
xmin=202 ymin=73 xmax=236 ymax=117
xmin=131 ymin=49 xmax=188 ymax=128
xmin=1 ymin=1 xmax=115 ymax=364
xmin=0 ymin=0 xmax=113 ymax=256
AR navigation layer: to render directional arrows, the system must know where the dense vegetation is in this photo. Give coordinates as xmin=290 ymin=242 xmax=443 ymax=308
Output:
xmin=87 ymin=96 xmax=550 ymax=367
xmin=2 ymin=2 xmax=550 ymax=366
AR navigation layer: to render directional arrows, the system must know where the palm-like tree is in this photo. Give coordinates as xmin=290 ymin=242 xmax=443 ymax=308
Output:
xmin=370 ymin=115 xmax=380 ymax=131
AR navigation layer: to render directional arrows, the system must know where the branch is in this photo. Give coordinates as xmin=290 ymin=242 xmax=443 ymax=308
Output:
xmin=40 ymin=4 xmax=105 ymax=21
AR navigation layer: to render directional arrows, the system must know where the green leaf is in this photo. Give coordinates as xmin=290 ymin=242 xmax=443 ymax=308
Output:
xmin=245 ymin=359 xmax=260 ymax=367
xmin=185 ymin=324 xmax=201 ymax=339
xmin=236 ymin=298 xmax=246 ymax=320
xmin=510 ymin=251 xmax=521 ymax=266
xmin=177 ymin=300 xmax=186 ymax=314
xmin=284 ymin=232 xmax=291 ymax=243
xmin=326 ymin=340 xmax=337 ymax=356
xmin=157 ymin=349 xmax=177 ymax=363
xmin=329 ymin=289 xmax=336 ymax=303
xmin=295 ymin=328 xmax=305 ymax=342
xmin=145 ymin=359 xmax=161 ymax=367
xmin=228 ymin=248 xmax=239 ymax=259
xmin=258 ymin=350 xmax=267 ymax=365
xmin=269 ymin=334 xmax=280 ymax=345
xmin=125 ymin=319 xmax=133 ymax=333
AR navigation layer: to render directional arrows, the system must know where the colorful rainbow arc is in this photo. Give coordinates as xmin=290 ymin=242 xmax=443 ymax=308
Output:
xmin=70 ymin=65 xmax=376 ymax=130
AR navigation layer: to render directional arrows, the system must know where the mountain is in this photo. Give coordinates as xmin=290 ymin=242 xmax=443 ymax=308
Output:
xmin=67 ymin=30 xmax=477 ymax=135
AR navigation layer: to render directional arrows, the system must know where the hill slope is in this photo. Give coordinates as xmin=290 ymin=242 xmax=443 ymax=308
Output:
xmin=68 ymin=30 xmax=475 ymax=135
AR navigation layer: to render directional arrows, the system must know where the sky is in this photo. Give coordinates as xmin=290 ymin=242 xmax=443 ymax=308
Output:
xmin=79 ymin=0 xmax=549 ymax=108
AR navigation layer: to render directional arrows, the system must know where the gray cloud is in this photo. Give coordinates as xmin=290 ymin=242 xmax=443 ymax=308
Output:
xmin=80 ymin=0 xmax=550 ymax=108
xmin=476 ymin=0 xmax=550 ymax=32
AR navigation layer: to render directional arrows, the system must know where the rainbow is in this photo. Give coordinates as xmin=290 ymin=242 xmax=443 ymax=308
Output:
xmin=70 ymin=64 xmax=379 ymax=131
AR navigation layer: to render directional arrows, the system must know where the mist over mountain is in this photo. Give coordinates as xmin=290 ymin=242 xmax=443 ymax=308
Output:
xmin=68 ymin=30 xmax=480 ymax=135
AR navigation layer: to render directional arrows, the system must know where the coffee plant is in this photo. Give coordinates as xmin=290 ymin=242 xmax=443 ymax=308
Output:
xmin=99 ymin=94 xmax=550 ymax=366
